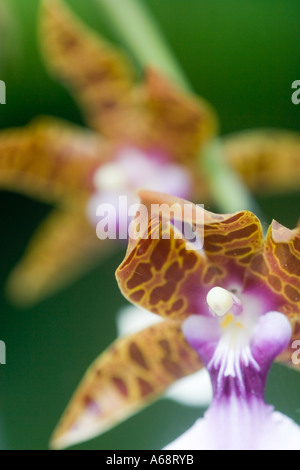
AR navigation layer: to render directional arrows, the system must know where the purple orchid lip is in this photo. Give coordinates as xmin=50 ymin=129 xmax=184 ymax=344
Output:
xmin=183 ymin=286 xmax=292 ymax=400
xmin=167 ymin=286 xmax=300 ymax=450
xmin=164 ymin=393 xmax=300 ymax=450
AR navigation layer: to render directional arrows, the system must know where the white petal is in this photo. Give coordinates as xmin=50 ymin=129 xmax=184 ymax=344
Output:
xmin=165 ymin=369 xmax=212 ymax=407
xmin=116 ymin=305 xmax=163 ymax=337
xmin=164 ymin=395 xmax=300 ymax=450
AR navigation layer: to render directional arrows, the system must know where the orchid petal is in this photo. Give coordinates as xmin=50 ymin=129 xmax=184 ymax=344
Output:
xmin=6 ymin=209 xmax=112 ymax=306
xmin=40 ymin=0 xmax=217 ymax=157
xmin=116 ymin=191 xmax=263 ymax=319
xmin=51 ymin=320 xmax=202 ymax=449
xmin=245 ymin=221 xmax=300 ymax=368
xmin=144 ymin=68 xmax=218 ymax=160
xmin=223 ymin=129 xmax=300 ymax=195
xmin=40 ymin=0 xmax=135 ymax=135
xmin=0 ymin=117 xmax=107 ymax=204
xmin=116 ymin=305 xmax=212 ymax=407
xmin=164 ymin=397 xmax=300 ymax=450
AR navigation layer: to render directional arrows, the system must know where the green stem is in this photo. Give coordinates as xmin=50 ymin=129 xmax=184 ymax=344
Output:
xmin=96 ymin=0 xmax=262 ymax=217
xmin=202 ymin=139 xmax=265 ymax=218
xmin=96 ymin=0 xmax=191 ymax=91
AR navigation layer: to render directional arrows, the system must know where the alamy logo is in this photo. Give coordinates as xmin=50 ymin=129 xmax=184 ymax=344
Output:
xmin=292 ymin=340 xmax=300 ymax=365
xmin=291 ymin=80 xmax=300 ymax=105
xmin=0 ymin=341 xmax=6 ymax=364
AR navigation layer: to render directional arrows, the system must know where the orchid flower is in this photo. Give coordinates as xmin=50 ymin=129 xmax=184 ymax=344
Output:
xmin=50 ymin=191 xmax=300 ymax=450
xmin=0 ymin=0 xmax=216 ymax=306
xmin=1 ymin=0 xmax=300 ymax=307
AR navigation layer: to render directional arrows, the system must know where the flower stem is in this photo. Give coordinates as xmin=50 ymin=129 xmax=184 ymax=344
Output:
xmin=96 ymin=0 xmax=190 ymax=91
xmin=201 ymin=139 xmax=265 ymax=217
xmin=96 ymin=0 xmax=263 ymax=217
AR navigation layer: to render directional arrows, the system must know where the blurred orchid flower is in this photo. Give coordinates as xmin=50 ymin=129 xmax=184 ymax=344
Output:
xmin=50 ymin=190 xmax=300 ymax=450
xmin=0 ymin=0 xmax=216 ymax=306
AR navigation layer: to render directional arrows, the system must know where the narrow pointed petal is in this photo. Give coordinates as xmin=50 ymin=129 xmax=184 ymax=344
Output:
xmin=40 ymin=0 xmax=135 ymax=134
xmin=116 ymin=191 xmax=263 ymax=320
xmin=0 ymin=117 xmax=107 ymax=204
xmin=223 ymin=129 xmax=300 ymax=195
xmin=144 ymin=68 xmax=218 ymax=160
xmin=116 ymin=305 xmax=212 ymax=407
xmin=51 ymin=321 xmax=202 ymax=449
xmin=6 ymin=209 xmax=111 ymax=306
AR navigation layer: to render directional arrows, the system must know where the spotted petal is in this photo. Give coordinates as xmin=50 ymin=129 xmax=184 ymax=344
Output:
xmin=40 ymin=0 xmax=136 ymax=135
xmin=40 ymin=0 xmax=217 ymax=159
xmin=245 ymin=220 xmax=300 ymax=368
xmin=116 ymin=191 xmax=263 ymax=320
xmin=223 ymin=129 xmax=300 ymax=195
xmin=6 ymin=208 xmax=112 ymax=306
xmin=50 ymin=320 xmax=202 ymax=449
xmin=144 ymin=68 xmax=217 ymax=161
xmin=0 ymin=117 xmax=108 ymax=204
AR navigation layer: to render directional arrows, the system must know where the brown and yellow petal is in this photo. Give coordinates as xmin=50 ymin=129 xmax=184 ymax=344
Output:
xmin=40 ymin=0 xmax=136 ymax=135
xmin=0 ymin=117 xmax=108 ymax=205
xmin=50 ymin=320 xmax=202 ymax=449
xmin=6 ymin=208 xmax=113 ymax=306
xmin=144 ymin=68 xmax=218 ymax=161
xmin=116 ymin=191 xmax=263 ymax=320
xmin=245 ymin=220 xmax=300 ymax=317
xmin=223 ymin=129 xmax=300 ymax=195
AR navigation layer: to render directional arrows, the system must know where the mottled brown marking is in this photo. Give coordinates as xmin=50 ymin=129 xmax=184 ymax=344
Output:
xmin=178 ymin=346 xmax=194 ymax=363
xmin=84 ymin=69 xmax=109 ymax=85
xmin=59 ymin=32 xmax=78 ymax=51
xmin=182 ymin=251 xmax=198 ymax=269
xmin=250 ymin=253 xmax=269 ymax=276
xmin=112 ymin=376 xmax=128 ymax=397
xmin=162 ymin=358 xmax=183 ymax=378
xmin=150 ymin=280 xmax=176 ymax=305
xmin=83 ymin=396 xmax=101 ymax=415
xmin=126 ymin=262 xmax=152 ymax=289
xmin=176 ymin=239 xmax=185 ymax=249
xmin=130 ymin=290 xmax=145 ymax=302
xmin=268 ymin=275 xmax=282 ymax=292
xmin=294 ymin=237 xmax=300 ymax=254
xmin=137 ymin=377 xmax=154 ymax=397
xmin=225 ymin=247 xmax=252 ymax=257
xmin=239 ymin=254 xmax=253 ymax=264
xmin=150 ymin=239 xmax=171 ymax=271
xmin=275 ymin=244 xmax=300 ymax=276
xmin=129 ymin=342 xmax=149 ymax=370
xmin=171 ymin=298 xmax=184 ymax=311
xmin=205 ymin=224 xmax=258 ymax=245
xmin=220 ymin=213 xmax=244 ymax=224
xmin=164 ymin=261 xmax=184 ymax=282
xmin=292 ymin=322 xmax=300 ymax=336
xmin=159 ymin=339 xmax=171 ymax=355
xmin=284 ymin=284 xmax=300 ymax=303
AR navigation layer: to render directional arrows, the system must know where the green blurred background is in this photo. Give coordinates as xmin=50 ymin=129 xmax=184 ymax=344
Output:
xmin=1 ymin=0 xmax=300 ymax=450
